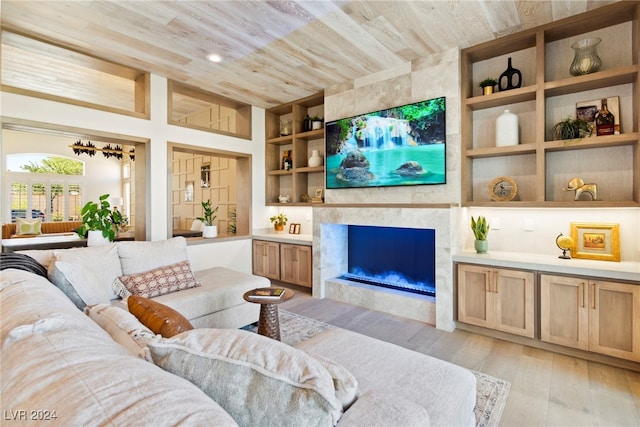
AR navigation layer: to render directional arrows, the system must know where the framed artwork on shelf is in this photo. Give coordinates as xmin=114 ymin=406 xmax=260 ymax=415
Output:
xmin=570 ymin=222 xmax=620 ymax=262
xmin=288 ymin=223 xmax=301 ymax=234
xmin=185 ymin=181 xmax=194 ymax=202
xmin=576 ymin=96 xmax=620 ymax=136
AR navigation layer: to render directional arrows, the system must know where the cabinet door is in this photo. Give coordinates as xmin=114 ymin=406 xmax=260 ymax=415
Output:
xmin=280 ymin=244 xmax=312 ymax=287
xmin=540 ymin=275 xmax=589 ymax=350
xmin=457 ymin=264 xmax=492 ymax=328
xmin=589 ymin=280 xmax=640 ymax=362
xmin=493 ymin=269 xmax=535 ymax=338
xmin=252 ymin=240 xmax=280 ymax=280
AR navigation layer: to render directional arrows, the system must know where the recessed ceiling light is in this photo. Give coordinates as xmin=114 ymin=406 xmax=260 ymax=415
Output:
xmin=207 ymin=53 xmax=222 ymax=63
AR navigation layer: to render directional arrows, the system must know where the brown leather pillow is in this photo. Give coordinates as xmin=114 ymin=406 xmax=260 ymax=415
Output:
xmin=127 ymin=295 xmax=193 ymax=337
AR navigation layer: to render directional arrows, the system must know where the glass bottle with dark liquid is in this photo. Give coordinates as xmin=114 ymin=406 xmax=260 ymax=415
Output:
xmin=595 ymin=98 xmax=615 ymax=136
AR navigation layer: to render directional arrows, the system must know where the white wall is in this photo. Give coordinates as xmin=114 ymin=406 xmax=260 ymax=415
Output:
xmin=1 ymin=74 xmax=268 ymax=273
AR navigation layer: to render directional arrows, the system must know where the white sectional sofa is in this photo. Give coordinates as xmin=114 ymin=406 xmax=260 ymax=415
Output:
xmin=0 ymin=238 xmax=477 ymax=426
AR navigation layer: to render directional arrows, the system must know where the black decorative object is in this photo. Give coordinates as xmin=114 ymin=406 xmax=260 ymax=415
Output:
xmin=70 ymin=139 xmax=134 ymax=161
xmin=498 ymin=57 xmax=522 ymax=91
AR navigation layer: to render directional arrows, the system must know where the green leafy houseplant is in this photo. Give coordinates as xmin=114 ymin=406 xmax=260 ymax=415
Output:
xmin=270 ymin=212 xmax=288 ymax=230
xmin=552 ymin=117 xmax=593 ymax=140
xmin=197 ymin=199 xmax=219 ymax=226
xmin=470 ymin=215 xmax=489 ymax=241
xmin=78 ymin=193 xmax=117 ymax=241
xmin=478 ymin=78 xmax=498 ymax=88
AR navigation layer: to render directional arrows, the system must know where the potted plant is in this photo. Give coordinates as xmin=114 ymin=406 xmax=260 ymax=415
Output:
xmin=310 ymin=115 xmax=324 ymax=130
xmin=270 ymin=212 xmax=288 ymax=233
xmin=479 ymin=78 xmax=498 ymax=95
xmin=78 ymin=193 xmax=117 ymax=245
xmin=470 ymin=215 xmax=489 ymax=253
xmin=552 ymin=117 xmax=593 ymax=141
xmin=197 ymin=199 xmax=219 ymax=238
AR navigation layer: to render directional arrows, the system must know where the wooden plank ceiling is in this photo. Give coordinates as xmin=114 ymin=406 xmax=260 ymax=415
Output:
xmin=1 ymin=0 xmax=616 ymax=109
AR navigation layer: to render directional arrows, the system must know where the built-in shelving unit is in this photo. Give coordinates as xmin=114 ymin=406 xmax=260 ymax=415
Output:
xmin=265 ymin=92 xmax=324 ymax=206
xmin=461 ymin=2 xmax=639 ymax=207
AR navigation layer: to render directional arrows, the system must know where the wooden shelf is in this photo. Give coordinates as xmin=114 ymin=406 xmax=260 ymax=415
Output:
xmin=461 ymin=2 xmax=640 ymax=207
xmin=265 ymin=92 xmax=325 ymax=205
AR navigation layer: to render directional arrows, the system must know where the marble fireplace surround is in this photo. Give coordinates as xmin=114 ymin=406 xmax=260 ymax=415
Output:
xmin=312 ymin=206 xmax=458 ymax=331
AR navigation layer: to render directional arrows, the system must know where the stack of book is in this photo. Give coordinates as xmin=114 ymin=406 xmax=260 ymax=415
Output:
xmin=247 ymin=288 xmax=286 ymax=300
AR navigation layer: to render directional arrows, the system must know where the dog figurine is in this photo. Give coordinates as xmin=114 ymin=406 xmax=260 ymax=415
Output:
xmin=563 ymin=177 xmax=597 ymax=201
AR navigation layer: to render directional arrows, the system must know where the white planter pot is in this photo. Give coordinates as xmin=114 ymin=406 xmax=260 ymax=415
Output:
xmin=87 ymin=230 xmax=110 ymax=246
xmin=312 ymin=120 xmax=323 ymax=130
xmin=203 ymin=225 xmax=217 ymax=238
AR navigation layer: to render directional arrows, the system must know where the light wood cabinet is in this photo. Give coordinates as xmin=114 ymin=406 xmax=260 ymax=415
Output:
xmin=280 ymin=243 xmax=312 ymax=288
xmin=265 ymin=92 xmax=325 ymax=206
xmin=457 ymin=264 xmax=535 ymax=338
xmin=252 ymin=240 xmax=280 ymax=280
xmin=460 ymin=2 xmax=639 ymax=207
xmin=541 ymin=274 xmax=640 ymax=362
xmin=252 ymin=240 xmax=312 ymax=288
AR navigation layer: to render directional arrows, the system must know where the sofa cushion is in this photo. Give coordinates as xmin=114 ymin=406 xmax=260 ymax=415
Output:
xmin=113 ymin=260 xmax=200 ymax=299
xmin=337 ymin=390 xmax=430 ymax=426
xmin=128 ymin=295 xmax=193 ymax=338
xmin=1 ymin=310 xmax=238 ymax=426
xmin=0 ymin=253 xmax=48 ymax=278
xmin=86 ymin=304 xmax=157 ymax=359
xmin=117 ymin=237 xmax=189 ymax=275
xmin=314 ymin=354 xmax=359 ymax=410
xmin=149 ymin=328 xmax=344 ymax=426
xmin=150 ymin=266 xmax=269 ymax=324
xmin=48 ymin=244 xmax=122 ymax=308
xmin=16 ymin=218 xmax=42 ymax=235
xmin=295 ymin=328 xmax=477 ymax=427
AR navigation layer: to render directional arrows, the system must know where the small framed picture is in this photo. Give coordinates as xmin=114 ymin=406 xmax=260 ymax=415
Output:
xmin=289 ymin=223 xmax=296 ymax=234
xmin=570 ymin=222 xmax=620 ymax=262
xmin=315 ymin=188 xmax=323 ymax=198
xmin=294 ymin=224 xmax=301 ymax=234
xmin=185 ymin=181 xmax=194 ymax=202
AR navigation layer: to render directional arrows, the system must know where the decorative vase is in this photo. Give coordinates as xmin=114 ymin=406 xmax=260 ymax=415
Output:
xmin=569 ymin=37 xmax=601 ymax=76
xmin=87 ymin=230 xmax=110 ymax=246
xmin=308 ymin=149 xmax=323 ymax=167
xmin=496 ymin=109 xmax=519 ymax=147
xmin=312 ymin=120 xmax=323 ymax=130
xmin=274 ymin=224 xmax=285 ymax=233
xmin=202 ymin=225 xmax=217 ymax=238
xmin=498 ymin=57 xmax=522 ymax=91
xmin=474 ymin=239 xmax=488 ymax=254
xmin=280 ymin=119 xmax=292 ymax=136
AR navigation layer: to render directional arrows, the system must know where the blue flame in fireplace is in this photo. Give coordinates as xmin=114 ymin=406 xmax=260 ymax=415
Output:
xmin=341 ymin=225 xmax=436 ymax=297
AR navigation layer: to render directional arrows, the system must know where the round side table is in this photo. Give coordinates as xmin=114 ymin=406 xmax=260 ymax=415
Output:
xmin=243 ymin=288 xmax=293 ymax=341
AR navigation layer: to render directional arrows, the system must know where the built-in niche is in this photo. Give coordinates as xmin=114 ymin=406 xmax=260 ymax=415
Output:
xmin=169 ymin=143 xmax=250 ymax=237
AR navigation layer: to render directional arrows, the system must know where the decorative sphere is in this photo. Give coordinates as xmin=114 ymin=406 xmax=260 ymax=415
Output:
xmin=556 ymin=234 xmax=574 ymax=251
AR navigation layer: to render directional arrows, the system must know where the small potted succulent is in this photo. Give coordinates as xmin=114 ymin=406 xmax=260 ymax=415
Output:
xmin=197 ymin=199 xmax=219 ymax=238
xmin=310 ymin=115 xmax=324 ymax=130
xmin=552 ymin=117 xmax=593 ymax=141
xmin=269 ymin=212 xmax=288 ymax=233
xmin=479 ymin=78 xmax=498 ymax=95
xmin=78 ymin=193 xmax=117 ymax=245
xmin=471 ymin=215 xmax=489 ymax=253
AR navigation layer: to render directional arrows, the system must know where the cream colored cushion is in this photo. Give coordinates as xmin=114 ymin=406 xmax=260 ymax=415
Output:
xmin=16 ymin=218 xmax=42 ymax=235
xmin=48 ymin=244 xmax=122 ymax=307
xmin=337 ymin=391 xmax=430 ymax=426
xmin=149 ymin=328 xmax=344 ymax=426
xmin=117 ymin=237 xmax=188 ymax=275
xmin=85 ymin=304 xmax=157 ymax=360
xmin=112 ymin=260 xmax=200 ymax=299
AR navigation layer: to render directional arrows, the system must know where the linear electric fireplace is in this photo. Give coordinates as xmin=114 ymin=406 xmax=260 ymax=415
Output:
xmin=341 ymin=225 xmax=436 ymax=297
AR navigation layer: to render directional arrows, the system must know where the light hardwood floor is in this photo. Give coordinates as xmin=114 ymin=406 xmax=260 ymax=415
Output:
xmin=278 ymin=285 xmax=640 ymax=427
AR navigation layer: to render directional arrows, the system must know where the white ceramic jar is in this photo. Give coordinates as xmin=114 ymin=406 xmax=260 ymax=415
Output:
xmin=496 ymin=109 xmax=519 ymax=147
xmin=308 ymin=149 xmax=323 ymax=167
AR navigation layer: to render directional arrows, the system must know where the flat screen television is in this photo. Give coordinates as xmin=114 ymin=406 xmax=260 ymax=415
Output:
xmin=325 ymin=96 xmax=446 ymax=189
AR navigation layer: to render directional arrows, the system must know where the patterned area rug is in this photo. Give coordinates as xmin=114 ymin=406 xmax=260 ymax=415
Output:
xmin=243 ymin=310 xmax=510 ymax=427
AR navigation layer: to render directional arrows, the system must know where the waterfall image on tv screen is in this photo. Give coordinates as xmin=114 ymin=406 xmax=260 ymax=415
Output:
xmin=325 ymin=97 xmax=446 ymax=189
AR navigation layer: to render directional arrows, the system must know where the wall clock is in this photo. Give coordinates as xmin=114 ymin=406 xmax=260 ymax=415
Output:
xmin=488 ymin=176 xmax=518 ymax=201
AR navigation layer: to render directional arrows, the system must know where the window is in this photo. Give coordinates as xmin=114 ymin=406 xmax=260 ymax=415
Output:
xmin=10 ymin=181 xmax=83 ymax=222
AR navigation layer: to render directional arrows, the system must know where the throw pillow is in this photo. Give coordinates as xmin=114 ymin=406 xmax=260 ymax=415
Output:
xmin=117 ymin=237 xmax=189 ymax=275
xmin=148 ymin=328 xmax=343 ymax=426
xmin=313 ymin=354 xmax=359 ymax=410
xmin=0 ymin=253 xmax=48 ymax=278
xmin=112 ymin=260 xmax=200 ymax=299
xmin=127 ymin=295 xmax=193 ymax=338
xmin=15 ymin=218 xmax=42 ymax=235
xmin=48 ymin=244 xmax=122 ymax=308
xmin=86 ymin=304 xmax=157 ymax=360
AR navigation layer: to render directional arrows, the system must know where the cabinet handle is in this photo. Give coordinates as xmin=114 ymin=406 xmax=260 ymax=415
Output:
xmin=591 ymin=283 xmax=597 ymax=309
xmin=494 ymin=271 xmax=499 ymax=294
xmin=485 ymin=271 xmax=491 ymax=293
xmin=579 ymin=282 xmax=585 ymax=308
